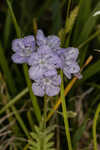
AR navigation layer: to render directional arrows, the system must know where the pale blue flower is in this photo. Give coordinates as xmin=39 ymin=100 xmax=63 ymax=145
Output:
xmin=36 ymin=30 xmax=61 ymax=52
xmin=32 ymin=75 xmax=61 ymax=97
xmin=28 ymin=45 xmax=62 ymax=80
xmin=11 ymin=30 xmax=82 ymax=98
xmin=60 ymin=47 xmax=81 ymax=79
xmin=12 ymin=35 xmax=35 ymax=64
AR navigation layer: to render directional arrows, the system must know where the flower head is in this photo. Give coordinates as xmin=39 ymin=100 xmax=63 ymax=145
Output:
xmin=36 ymin=30 xmax=61 ymax=52
xmin=11 ymin=29 xmax=82 ymax=98
xmin=28 ymin=45 xmax=62 ymax=80
xmin=32 ymin=75 xmax=61 ymax=97
xmin=12 ymin=35 xmax=35 ymax=64
xmin=60 ymin=47 xmax=81 ymax=79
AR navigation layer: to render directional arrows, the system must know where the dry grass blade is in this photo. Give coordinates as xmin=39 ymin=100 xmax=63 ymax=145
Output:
xmin=0 ymin=120 xmax=15 ymax=133
xmin=46 ymin=55 xmax=93 ymax=122
xmin=2 ymin=136 xmax=15 ymax=150
xmin=0 ymin=130 xmax=12 ymax=137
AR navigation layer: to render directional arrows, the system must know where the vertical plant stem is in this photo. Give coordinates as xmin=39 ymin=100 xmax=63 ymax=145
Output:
xmin=23 ymin=64 xmax=41 ymax=122
xmin=6 ymin=0 xmax=42 ymax=123
xmin=43 ymin=95 xmax=48 ymax=128
xmin=46 ymin=56 xmax=93 ymax=122
xmin=56 ymin=117 xmax=60 ymax=150
xmin=33 ymin=18 xmax=37 ymax=36
xmin=93 ymin=103 xmax=100 ymax=150
xmin=60 ymin=70 xmax=73 ymax=150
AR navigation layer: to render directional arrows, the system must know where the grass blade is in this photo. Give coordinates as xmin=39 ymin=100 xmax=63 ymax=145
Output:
xmin=6 ymin=0 xmax=42 ymax=122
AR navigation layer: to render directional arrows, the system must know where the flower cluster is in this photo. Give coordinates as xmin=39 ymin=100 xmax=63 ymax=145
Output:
xmin=11 ymin=29 xmax=81 ymax=97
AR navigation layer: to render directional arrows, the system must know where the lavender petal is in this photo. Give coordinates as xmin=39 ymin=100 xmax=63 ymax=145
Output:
xmin=46 ymin=84 xmax=60 ymax=96
xmin=12 ymin=39 xmax=24 ymax=52
xmin=29 ymin=66 xmax=43 ymax=80
xmin=47 ymin=35 xmax=61 ymax=49
xmin=36 ymin=30 xmax=46 ymax=46
xmin=11 ymin=53 xmax=28 ymax=64
xmin=32 ymin=82 xmax=45 ymax=97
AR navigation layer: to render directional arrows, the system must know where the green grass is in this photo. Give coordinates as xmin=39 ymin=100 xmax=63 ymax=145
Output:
xmin=0 ymin=0 xmax=100 ymax=149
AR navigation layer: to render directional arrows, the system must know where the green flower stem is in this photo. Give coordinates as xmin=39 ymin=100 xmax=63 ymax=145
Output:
xmin=6 ymin=0 xmax=42 ymax=123
xmin=43 ymin=95 xmax=48 ymax=128
xmin=59 ymin=2 xmax=73 ymax=149
xmin=23 ymin=64 xmax=42 ymax=123
xmin=93 ymin=103 xmax=100 ymax=150
xmin=60 ymin=70 xmax=73 ymax=150
xmin=0 ymin=88 xmax=28 ymax=115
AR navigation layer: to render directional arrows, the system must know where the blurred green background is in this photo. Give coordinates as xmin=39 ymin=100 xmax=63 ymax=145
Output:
xmin=0 ymin=0 xmax=100 ymax=149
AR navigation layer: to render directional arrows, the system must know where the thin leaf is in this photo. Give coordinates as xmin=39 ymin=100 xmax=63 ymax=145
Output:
xmin=73 ymin=0 xmax=91 ymax=44
xmin=72 ymin=120 xmax=87 ymax=149
xmin=6 ymin=0 xmax=42 ymax=123
xmin=0 ymin=42 xmax=16 ymax=95
xmin=80 ymin=60 xmax=100 ymax=82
